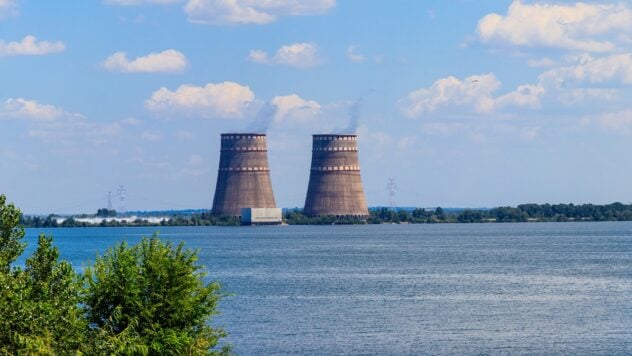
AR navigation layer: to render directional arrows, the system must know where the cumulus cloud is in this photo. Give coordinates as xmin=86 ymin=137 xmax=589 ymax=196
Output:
xmin=0 ymin=98 xmax=124 ymax=147
xmin=0 ymin=0 xmax=17 ymax=19
xmin=0 ymin=35 xmax=65 ymax=56
xmin=346 ymin=45 xmax=365 ymax=63
xmin=104 ymin=0 xmax=183 ymax=5
xmin=185 ymin=0 xmax=336 ymax=25
xmin=477 ymin=1 xmax=632 ymax=52
xmin=271 ymin=94 xmax=321 ymax=122
xmin=398 ymin=73 xmax=546 ymax=118
xmin=539 ymin=53 xmax=632 ymax=86
xmin=524 ymin=53 xmax=632 ymax=104
xmin=103 ymin=49 xmax=188 ymax=73
xmin=248 ymin=42 xmax=321 ymax=68
xmin=398 ymin=74 xmax=500 ymax=117
xmin=0 ymin=98 xmax=65 ymax=121
xmin=145 ymin=81 xmax=255 ymax=119
xmin=247 ymin=49 xmax=268 ymax=63
xmin=495 ymin=84 xmax=546 ymax=109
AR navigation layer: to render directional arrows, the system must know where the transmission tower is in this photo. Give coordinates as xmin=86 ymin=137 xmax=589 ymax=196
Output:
xmin=386 ymin=178 xmax=397 ymax=209
xmin=117 ymin=185 xmax=127 ymax=214
xmin=107 ymin=191 xmax=113 ymax=211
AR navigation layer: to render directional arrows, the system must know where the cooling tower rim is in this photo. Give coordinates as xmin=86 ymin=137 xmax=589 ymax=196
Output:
xmin=312 ymin=134 xmax=358 ymax=141
xmin=221 ymin=132 xmax=266 ymax=136
xmin=312 ymin=134 xmax=358 ymax=137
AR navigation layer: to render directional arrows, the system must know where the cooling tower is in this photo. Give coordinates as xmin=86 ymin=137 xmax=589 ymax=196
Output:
xmin=303 ymin=134 xmax=369 ymax=217
xmin=211 ymin=133 xmax=277 ymax=217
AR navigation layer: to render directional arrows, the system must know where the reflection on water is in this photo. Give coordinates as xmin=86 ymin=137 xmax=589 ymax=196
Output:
xmin=25 ymin=223 xmax=632 ymax=355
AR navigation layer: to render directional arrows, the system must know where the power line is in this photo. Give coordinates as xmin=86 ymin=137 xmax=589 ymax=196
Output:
xmin=107 ymin=191 xmax=113 ymax=211
xmin=386 ymin=178 xmax=397 ymax=209
xmin=117 ymin=185 xmax=127 ymax=214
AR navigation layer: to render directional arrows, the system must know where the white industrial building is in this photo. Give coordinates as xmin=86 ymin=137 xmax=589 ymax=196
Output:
xmin=240 ymin=208 xmax=282 ymax=225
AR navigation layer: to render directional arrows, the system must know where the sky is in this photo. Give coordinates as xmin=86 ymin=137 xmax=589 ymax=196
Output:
xmin=2 ymin=0 xmax=632 ymax=214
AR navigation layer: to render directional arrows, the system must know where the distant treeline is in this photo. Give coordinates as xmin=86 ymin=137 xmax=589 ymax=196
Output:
xmin=20 ymin=212 xmax=240 ymax=228
xmin=285 ymin=203 xmax=632 ymax=224
xmin=20 ymin=202 xmax=632 ymax=227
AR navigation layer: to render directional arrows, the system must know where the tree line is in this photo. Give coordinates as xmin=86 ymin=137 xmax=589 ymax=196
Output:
xmin=19 ymin=202 xmax=632 ymax=228
xmin=285 ymin=203 xmax=632 ymax=224
xmin=20 ymin=212 xmax=240 ymax=228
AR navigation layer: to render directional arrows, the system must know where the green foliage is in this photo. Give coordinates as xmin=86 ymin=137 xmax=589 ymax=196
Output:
xmin=21 ymin=212 xmax=240 ymax=228
xmin=0 ymin=234 xmax=86 ymax=354
xmin=96 ymin=208 xmax=118 ymax=217
xmin=0 ymin=194 xmax=26 ymax=272
xmin=283 ymin=209 xmax=368 ymax=225
xmin=1 ymin=195 xmax=230 ymax=355
xmin=84 ymin=236 xmax=230 ymax=355
xmin=367 ymin=207 xmax=447 ymax=224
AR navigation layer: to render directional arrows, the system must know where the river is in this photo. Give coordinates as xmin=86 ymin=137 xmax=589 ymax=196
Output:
xmin=24 ymin=222 xmax=632 ymax=355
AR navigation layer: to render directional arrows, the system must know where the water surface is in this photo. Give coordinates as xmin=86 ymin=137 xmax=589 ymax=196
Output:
xmin=25 ymin=223 xmax=632 ymax=355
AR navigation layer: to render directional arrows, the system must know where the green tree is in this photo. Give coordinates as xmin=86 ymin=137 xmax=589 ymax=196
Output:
xmin=0 ymin=195 xmax=86 ymax=354
xmin=84 ymin=236 xmax=230 ymax=355
xmin=1 ymin=195 xmax=230 ymax=354
xmin=0 ymin=195 xmax=25 ymax=273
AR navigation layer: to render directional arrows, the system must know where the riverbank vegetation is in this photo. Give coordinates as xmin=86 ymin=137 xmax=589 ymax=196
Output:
xmin=284 ymin=203 xmax=632 ymax=224
xmin=20 ymin=211 xmax=240 ymax=228
xmin=0 ymin=195 xmax=230 ymax=355
xmin=18 ymin=202 xmax=632 ymax=228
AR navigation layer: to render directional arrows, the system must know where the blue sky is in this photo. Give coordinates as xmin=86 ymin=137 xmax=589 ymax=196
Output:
xmin=2 ymin=0 xmax=632 ymax=213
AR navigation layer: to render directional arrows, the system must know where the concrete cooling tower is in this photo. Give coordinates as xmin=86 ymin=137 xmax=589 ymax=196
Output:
xmin=211 ymin=133 xmax=277 ymax=217
xmin=303 ymin=134 xmax=369 ymax=217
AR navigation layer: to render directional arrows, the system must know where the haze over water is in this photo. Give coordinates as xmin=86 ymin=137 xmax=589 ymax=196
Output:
xmin=24 ymin=223 xmax=632 ymax=355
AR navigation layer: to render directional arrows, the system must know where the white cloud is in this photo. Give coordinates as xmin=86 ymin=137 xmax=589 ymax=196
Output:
xmin=145 ymin=81 xmax=255 ymax=119
xmin=248 ymin=42 xmax=321 ymax=68
xmin=346 ymin=45 xmax=365 ymax=63
xmin=539 ymin=53 xmax=632 ymax=86
xmin=185 ymin=0 xmax=336 ymax=25
xmin=398 ymin=74 xmax=501 ymax=118
xmin=0 ymin=98 xmax=65 ymax=121
xmin=0 ymin=35 xmax=65 ymax=56
xmin=0 ymin=98 xmax=125 ymax=147
xmin=271 ymin=94 xmax=321 ymax=122
xmin=273 ymin=43 xmax=320 ymax=67
xmin=247 ymin=49 xmax=268 ymax=63
xmin=399 ymin=74 xmax=546 ymax=118
xmin=477 ymin=1 xmax=632 ymax=52
xmin=103 ymin=49 xmax=188 ymax=73
xmin=104 ymin=0 xmax=183 ymax=5
xmin=495 ymin=84 xmax=546 ymax=109
xmin=0 ymin=0 xmax=17 ymax=20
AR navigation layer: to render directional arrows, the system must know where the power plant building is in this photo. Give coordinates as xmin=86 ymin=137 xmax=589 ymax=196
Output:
xmin=303 ymin=134 xmax=369 ymax=217
xmin=240 ymin=208 xmax=282 ymax=225
xmin=211 ymin=133 xmax=277 ymax=217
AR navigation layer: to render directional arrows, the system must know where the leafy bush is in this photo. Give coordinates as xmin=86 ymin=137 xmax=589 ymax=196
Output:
xmin=85 ymin=237 xmax=229 ymax=355
xmin=0 ymin=194 xmax=230 ymax=355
